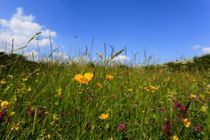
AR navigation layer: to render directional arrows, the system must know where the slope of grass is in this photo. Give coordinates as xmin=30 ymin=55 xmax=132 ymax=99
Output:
xmin=0 ymin=53 xmax=209 ymax=139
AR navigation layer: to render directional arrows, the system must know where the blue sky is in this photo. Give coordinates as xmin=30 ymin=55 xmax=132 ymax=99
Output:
xmin=0 ymin=0 xmax=210 ymax=63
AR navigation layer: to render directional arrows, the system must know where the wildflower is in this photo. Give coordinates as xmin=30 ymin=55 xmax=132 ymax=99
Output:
xmin=61 ymin=94 xmax=64 ymax=98
xmin=189 ymin=94 xmax=196 ymax=99
xmin=118 ymin=124 xmax=125 ymax=131
xmin=195 ymin=125 xmax=202 ymax=132
xmin=61 ymin=112 xmax=66 ymax=116
xmin=97 ymin=83 xmax=102 ymax=87
xmin=162 ymin=118 xmax=172 ymax=136
xmin=150 ymin=85 xmax=157 ymax=90
xmin=27 ymin=88 xmax=31 ymax=92
xmin=179 ymin=104 xmax=186 ymax=115
xmin=9 ymin=112 xmax=15 ymax=116
xmin=200 ymin=106 xmax=208 ymax=112
xmin=98 ymin=113 xmax=109 ymax=120
xmin=128 ymin=89 xmax=133 ymax=92
xmin=161 ymin=107 xmax=166 ymax=112
xmin=172 ymin=136 xmax=179 ymax=140
xmin=99 ymin=54 xmax=103 ymax=59
xmin=28 ymin=107 xmax=35 ymax=116
xmin=14 ymin=127 xmax=19 ymax=131
xmin=74 ymin=73 xmax=94 ymax=84
xmin=144 ymin=87 xmax=149 ymax=92
xmin=37 ymin=110 xmax=43 ymax=117
xmin=22 ymin=78 xmax=28 ymax=81
xmin=53 ymin=133 xmax=57 ymax=137
xmin=112 ymin=94 xmax=116 ymax=98
xmin=147 ymin=121 xmax=152 ymax=125
xmin=0 ymin=80 xmax=6 ymax=84
xmin=183 ymin=118 xmax=191 ymax=128
xmin=0 ymin=110 xmax=6 ymax=122
xmin=47 ymin=134 xmax=51 ymax=139
xmin=45 ymin=112 xmax=48 ymax=114
xmin=1 ymin=101 xmax=9 ymax=109
xmin=96 ymin=52 xmax=99 ymax=55
xmin=36 ymin=73 xmax=39 ymax=76
xmin=85 ymin=121 xmax=91 ymax=130
xmin=106 ymin=74 xmax=113 ymax=80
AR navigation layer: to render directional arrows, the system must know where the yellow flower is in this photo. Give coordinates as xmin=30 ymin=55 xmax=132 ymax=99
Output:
xmin=98 ymin=113 xmax=109 ymax=120
xmin=47 ymin=134 xmax=51 ymax=139
xmin=99 ymin=54 xmax=103 ymax=59
xmin=45 ymin=112 xmax=48 ymax=114
xmin=14 ymin=127 xmax=19 ymax=131
xmin=10 ymin=112 xmax=15 ymax=116
xmin=189 ymin=94 xmax=196 ymax=99
xmin=207 ymin=91 xmax=210 ymax=94
xmin=97 ymin=83 xmax=102 ymax=87
xmin=144 ymin=87 xmax=149 ymax=92
xmin=183 ymin=118 xmax=191 ymax=128
xmin=22 ymin=78 xmax=28 ymax=81
xmin=106 ymin=74 xmax=113 ymax=80
xmin=0 ymin=80 xmax=6 ymax=84
xmin=172 ymin=135 xmax=179 ymax=140
xmin=1 ymin=101 xmax=9 ymax=109
xmin=74 ymin=73 xmax=94 ymax=84
xmin=36 ymin=73 xmax=39 ymax=76
xmin=128 ymin=89 xmax=133 ymax=92
xmin=96 ymin=52 xmax=99 ymax=55
xmin=192 ymin=79 xmax=196 ymax=82
xmin=150 ymin=85 xmax=157 ymax=90
xmin=201 ymin=106 xmax=208 ymax=112
xmin=27 ymin=88 xmax=32 ymax=92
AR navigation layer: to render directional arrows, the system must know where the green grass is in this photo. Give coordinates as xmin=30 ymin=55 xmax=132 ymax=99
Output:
xmin=0 ymin=53 xmax=209 ymax=140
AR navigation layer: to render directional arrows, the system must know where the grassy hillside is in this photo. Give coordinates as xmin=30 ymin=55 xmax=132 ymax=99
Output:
xmin=0 ymin=52 xmax=209 ymax=139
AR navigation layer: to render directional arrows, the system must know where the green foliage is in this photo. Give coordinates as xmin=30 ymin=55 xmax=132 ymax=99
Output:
xmin=0 ymin=53 xmax=209 ymax=139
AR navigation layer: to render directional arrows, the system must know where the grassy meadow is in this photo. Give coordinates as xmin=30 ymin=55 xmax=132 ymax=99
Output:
xmin=0 ymin=50 xmax=209 ymax=140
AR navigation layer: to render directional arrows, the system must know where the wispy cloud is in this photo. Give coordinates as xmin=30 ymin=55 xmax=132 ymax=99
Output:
xmin=192 ymin=45 xmax=201 ymax=50
xmin=202 ymin=47 xmax=210 ymax=54
xmin=192 ymin=45 xmax=210 ymax=55
xmin=0 ymin=7 xmax=56 ymax=51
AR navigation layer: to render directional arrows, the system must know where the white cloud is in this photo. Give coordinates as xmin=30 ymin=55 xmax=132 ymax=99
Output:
xmin=202 ymin=47 xmax=210 ymax=54
xmin=192 ymin=45 xmax=201 ymax=50
xmin=113 ymin=55 xmax=130 ymax=63
xmin=53 ymin=52 xmax=69 ymax=60
xmin=24 ymin=50 xmax=40 ymax=61
xmin=0 ymin=7 xmax=56 ymax=51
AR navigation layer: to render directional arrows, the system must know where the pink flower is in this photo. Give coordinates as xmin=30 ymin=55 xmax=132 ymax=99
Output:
xmin=28 ymin=107 xmax=35 ymax=116
xmin=195 ymin=125 xmax=202 ymax=132
xmin=173 ymin=102 xmax=181 ymax=108
xmin=61 ymin=94 xmax=64 ymax=98
xmin=161 ymin=107 xmax=166 ymax=112
xmin=112 ymin=94 xmax=116 ymax=98
xmin=118 ymin=124 xmax=126 ymax=131
xmin=148 ymin=121 xmax=152 ymax=125
xmin=61 ymin=112 xmax=66 ymax=116
xmin=85 ymin=121 xmax=91 ymax=130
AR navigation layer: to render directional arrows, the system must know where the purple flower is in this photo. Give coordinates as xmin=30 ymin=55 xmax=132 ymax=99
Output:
xmin=61 ymin=112 xmax=66 ymax=116
xmin=173 ymin=102 xmax=181 ymax=108
xmin=179 ymin=104 xmax=186 ymax=115
xmin=161 ymin=107 xmax=166 ymax=112
xmin=89 ymin=88 xmax=92 ymax=92
xmin=112 ymin=94 xmax=116 ymax=98
xmin=148 ymin=121 xmax=152 ymax=125
xmin=85 ymin=121 xmax=91 ymax=130
xmin=195 ymin=125 xmax=202 ymax=132
xmin=28 ymin=107 xmax=35 ymax=116
xmin=37 ymin=110 xmax=43 ymax=117
xmin=0 ymin=110 xmax=6 ymax=122
xmin=162 ymin=118 xmax=172 ymax=136
xmin=61 ymin=94 xmax=64 ymax=98
xmin=118 ymin=124 xmax=126 ymax=131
